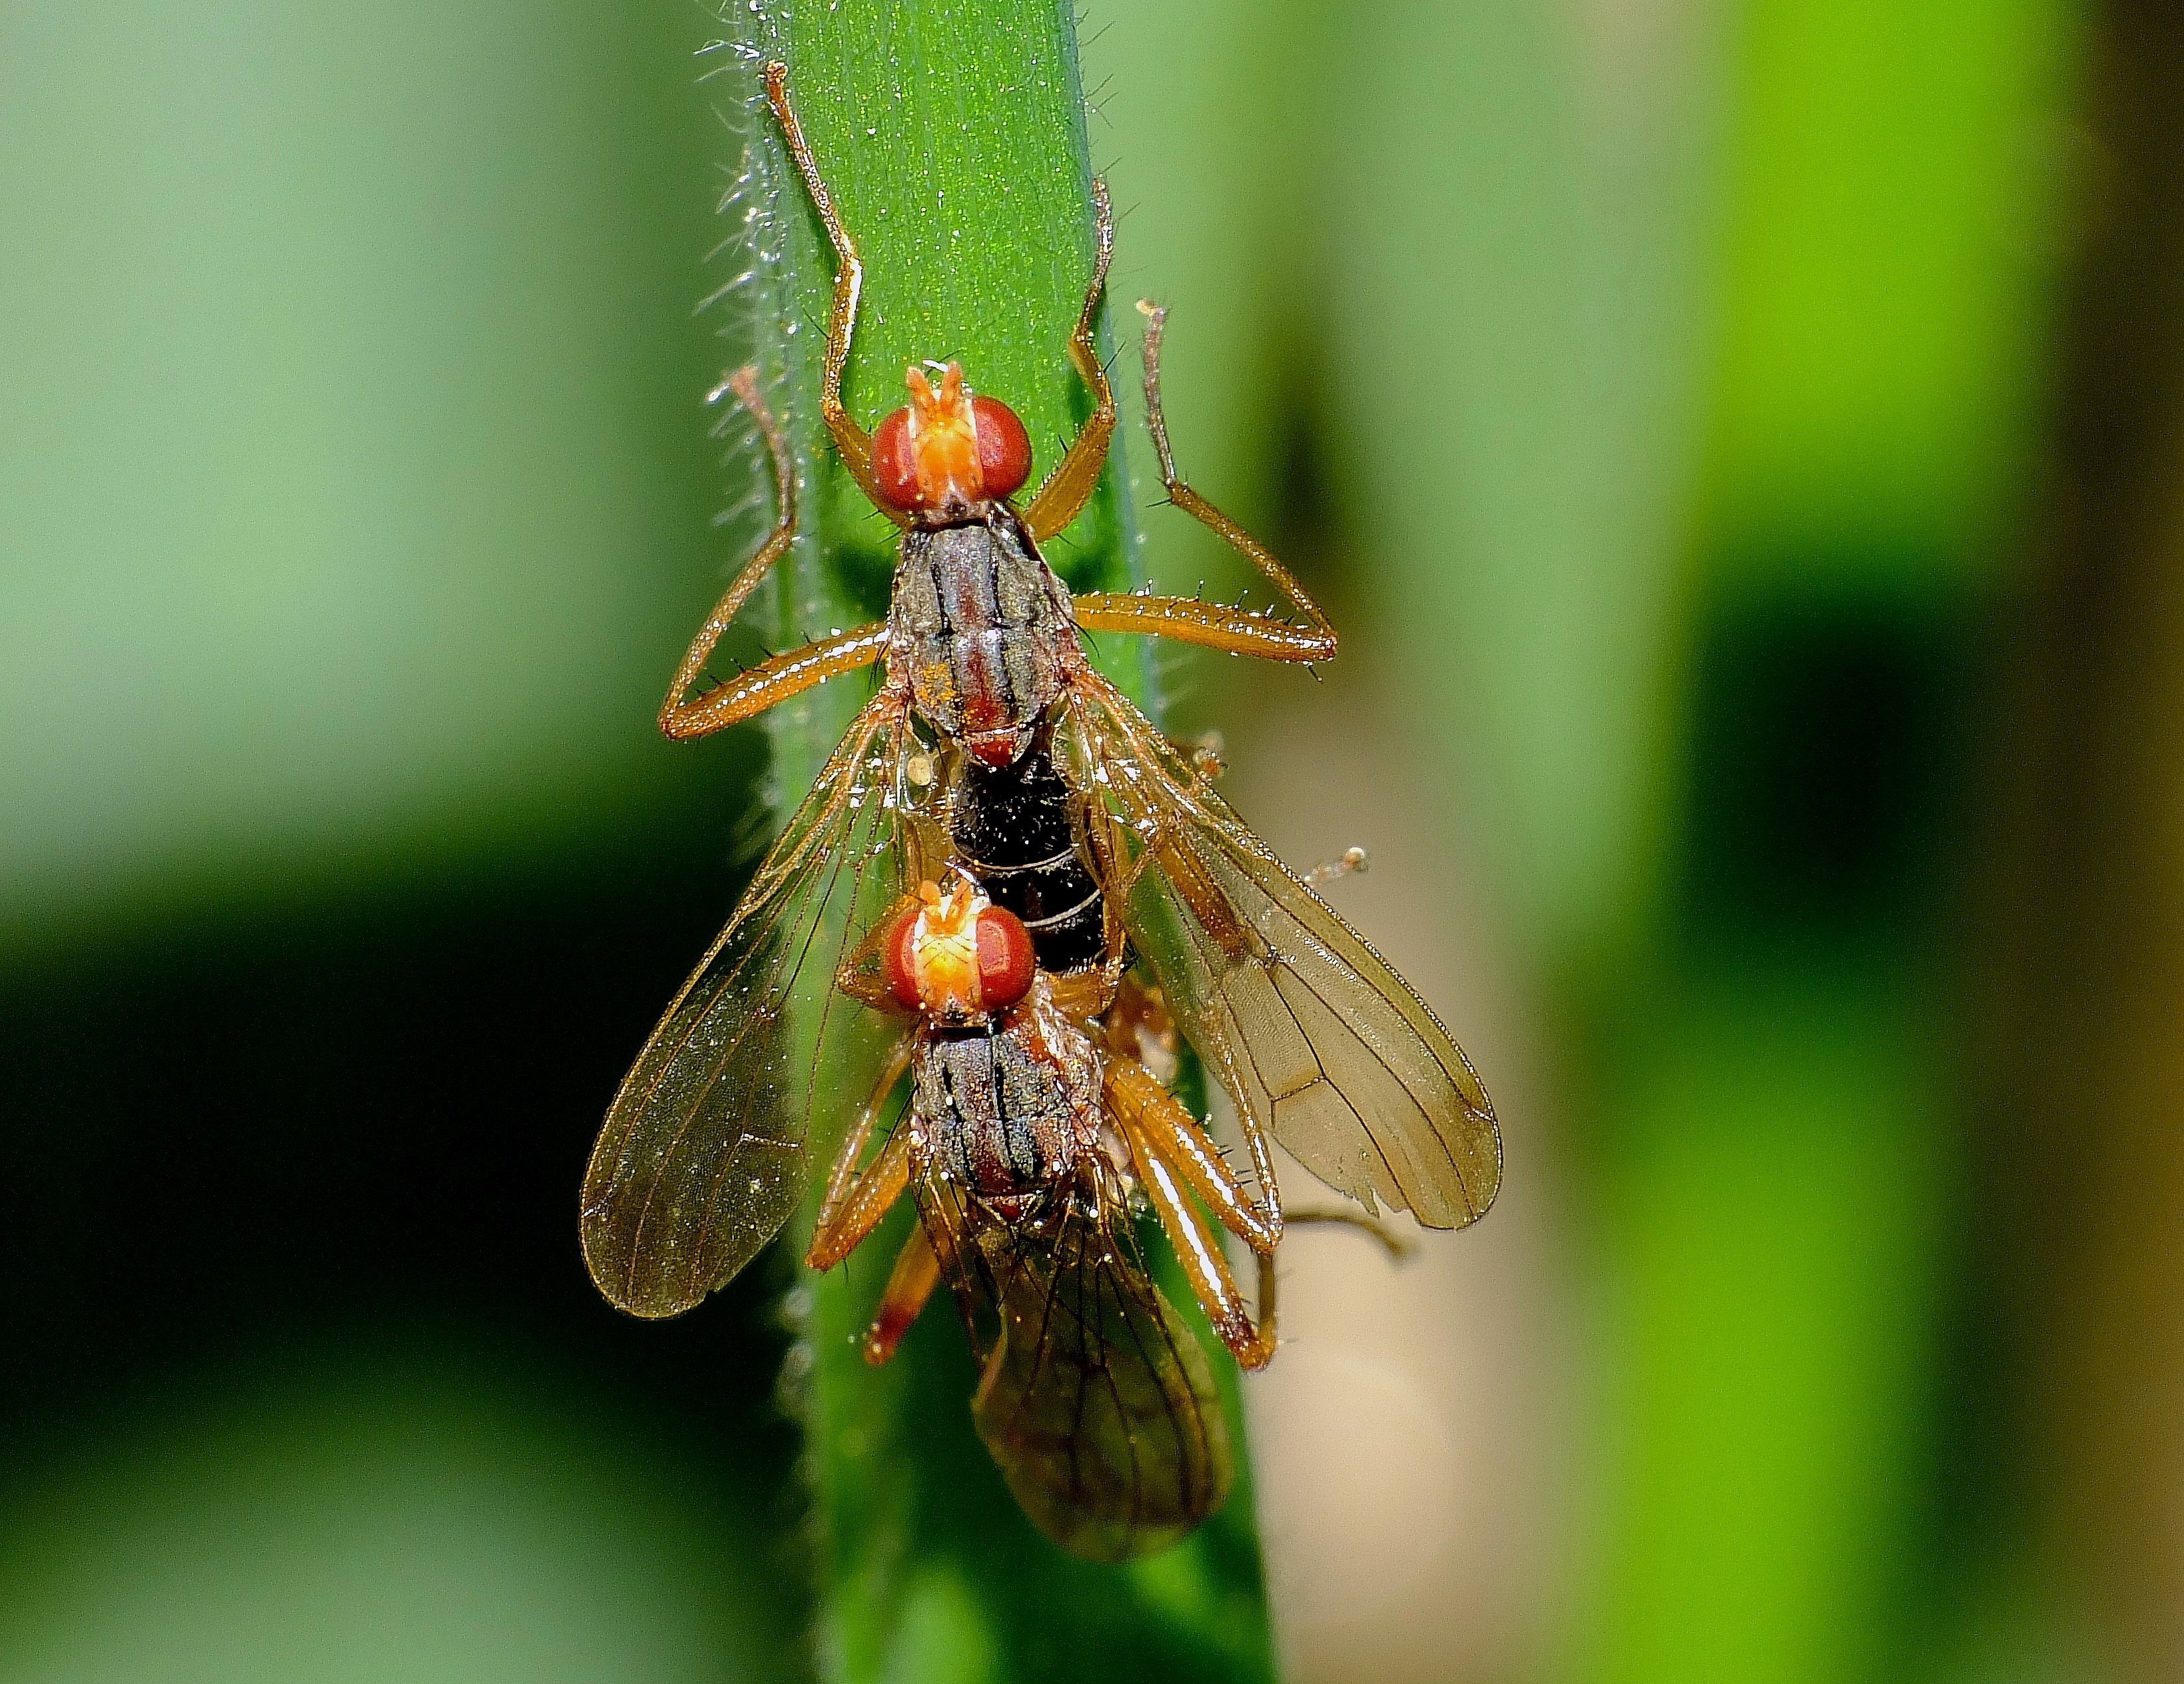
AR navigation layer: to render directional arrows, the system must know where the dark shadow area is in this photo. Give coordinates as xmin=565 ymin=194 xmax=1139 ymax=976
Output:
xmin=1672 ymin=567 xmax=1977 ymax=959
xmin=0 ymin=764 xmax=809 ymax=1631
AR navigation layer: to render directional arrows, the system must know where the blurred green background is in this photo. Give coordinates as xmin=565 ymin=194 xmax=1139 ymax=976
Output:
xmin=4 ymin=0 xmax=2177 ymax=1680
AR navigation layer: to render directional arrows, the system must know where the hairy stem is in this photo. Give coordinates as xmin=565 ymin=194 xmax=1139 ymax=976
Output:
xmin=705 ymin=5 xmax=1277 ymax=1679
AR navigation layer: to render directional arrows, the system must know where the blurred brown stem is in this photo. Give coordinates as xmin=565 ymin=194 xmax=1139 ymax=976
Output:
xmin=1984 ymin=1 xmax=2184 ymax=1671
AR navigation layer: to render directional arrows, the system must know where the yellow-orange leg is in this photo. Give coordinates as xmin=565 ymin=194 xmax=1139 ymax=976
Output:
xmin=763 ymin=62 xmax=905 ymax=524
xmin=1184 ymin=1211 xmax=1409 ymax=1375
xmin=1099 ymin=974 xmax=1180 ymax=1085
xmin=1132 ymin=1133 xmax=1278 ymax=1371
xmin=807 ymin=1123 xmax=914 ymax=1274
xmin=863 ymin=1223 xmax=942 ymax=1366
xmin=1108 ymin=1057 xmax=1282 ymax=1369
xmin=1071 ymin=301 xmax=1338 ymax=663
xmin=1043 ymin=952 xmax=1128 ymax=1027
xmin=1288 ymin=1206 xmax=1415 ymax=1260
xmin=1021 ymin=177 xmax=1118 ymax=543
xmin=807 ymin=1039 xmax=916 ymax=1271
xmin=1108 ymin=1058 xmax=1279 ymax=1246
xmin=663 ymin=625 xmax=891 ymax=742
xmin=657 ymin=366 xmax=889 ymax=740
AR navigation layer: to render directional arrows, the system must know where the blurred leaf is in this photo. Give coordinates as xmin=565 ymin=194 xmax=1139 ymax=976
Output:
xmin=0 ymin=1355 xmax=794 ymax=1684
xmin=1587 ymin=976 xmax=1945 ymax=1684
xmin=1326 ymin=0 xmax=1725 ymax=959
xmin=1319 ymin=3 xmax=2068 ymax=1684
xmin=1704 ymin=0 xmax=2075 ymax=581
xmin=0 ymin=0 xmax=739 ymax=939
xmin=1583 ymin=4 xmax=2070 ymax=1681
xmin=1569 ymin=3 xmax=2069 ymax=1683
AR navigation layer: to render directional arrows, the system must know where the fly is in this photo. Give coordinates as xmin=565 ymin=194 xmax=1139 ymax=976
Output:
xmin=813 ymin=878 xmax=1279 ymax=1559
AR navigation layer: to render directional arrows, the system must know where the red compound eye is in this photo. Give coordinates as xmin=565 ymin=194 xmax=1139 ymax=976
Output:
xmin=969 ymin=396 xmax=1031 ymax=501
xmin=872 ymin=407 xmax=921 ymax=511
xmin=973 ymin=906 xmax=1035 ymax=1011
xmin=879 ymin=902 xmax=925 ymax=1011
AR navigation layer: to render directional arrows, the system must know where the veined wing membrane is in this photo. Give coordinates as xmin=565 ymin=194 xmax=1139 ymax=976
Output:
xmin=1062 ymin=671 xmax=1501 ymax=1229
xmin=919 ymin=1171 xmax=1230 ymax=1562
xmin=582 ymin=696 xmax=926 ymax=1317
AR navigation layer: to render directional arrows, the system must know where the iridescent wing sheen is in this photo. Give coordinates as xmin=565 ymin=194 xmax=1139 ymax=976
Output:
xmin=581 ymin=695 xmax=942 ymax=1318
xmin=918 ymin=1168 xmax=1231 ymax=1561
xmin=1059 ymin=669 xmax=1501 ymax=1230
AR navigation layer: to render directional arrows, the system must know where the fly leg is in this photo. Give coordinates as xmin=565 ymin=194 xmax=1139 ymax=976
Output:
xmin=1108 ymin=1059 xmax=1280 ymax=1246
xmin=1132 ymin=1140 xmax=1279 ymax=1371
xmin=1108 ymin=1057 xmax=1281 ymax=1369
xmin=662 ymin=626 xmax=891 ymax=740
xmin=1020 ymin=177 xmax=1118 ymax=543
xmin=658 ymin=366 xmax=890 ymax=740
xmin=763 ymin=62 xmax=903 ymax=521
xmin=1044 ymin=954 xmax=1127 ymax=1025
xmin=1096 ymin=973 xmax=1178 ymax=1083
xmin=807 ymin=1039 xmax=916 ymax=1272
xmin=1287 ymin=1206 xmax=1415 ymax=1259
xmin=862 ymin=1224 xmax=942 ymax=1365
xmin=805 ymin=1045 xmax=936 ymax=1367
xmin=1071 ymin=301 xmax=1337 ymax=663
xmin=1100 ymin=978 xmax=1265 ymax=1217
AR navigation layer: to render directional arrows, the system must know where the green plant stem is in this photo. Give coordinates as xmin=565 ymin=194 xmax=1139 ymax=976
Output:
xmin=717 ymin=5 xmax=1277 ymax=1679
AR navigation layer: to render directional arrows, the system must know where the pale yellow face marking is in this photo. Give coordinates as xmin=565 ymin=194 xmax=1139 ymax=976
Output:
xmin=905 ymin=362 xmax=986 ymax=509
xmin=909 ymin=877 xmax=988 ymax=1018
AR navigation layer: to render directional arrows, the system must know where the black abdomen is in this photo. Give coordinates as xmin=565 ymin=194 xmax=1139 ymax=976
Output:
xmin=950 ymin=725 xmax=1106 ymax=972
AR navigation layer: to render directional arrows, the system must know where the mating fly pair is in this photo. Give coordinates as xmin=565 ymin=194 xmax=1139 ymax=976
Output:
xmin=580 ymin=62 xmax=1501 ymax=1559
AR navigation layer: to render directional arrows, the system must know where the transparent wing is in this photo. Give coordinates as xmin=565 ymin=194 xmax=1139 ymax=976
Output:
xmin=581 ymin=696 xmax=939 ymax=1318
xmin=1058 ymin=669 xmax=1501 ymax=1229
xmin=919 ymin=1171 xmax=1231 ymax=1562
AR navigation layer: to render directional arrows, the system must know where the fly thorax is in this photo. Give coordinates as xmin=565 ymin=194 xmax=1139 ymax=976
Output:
xmin=916 ymin=1013 xmax=1098 ymax=1221
xmin=887 ymin=509 xmax=1074 ymax=767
